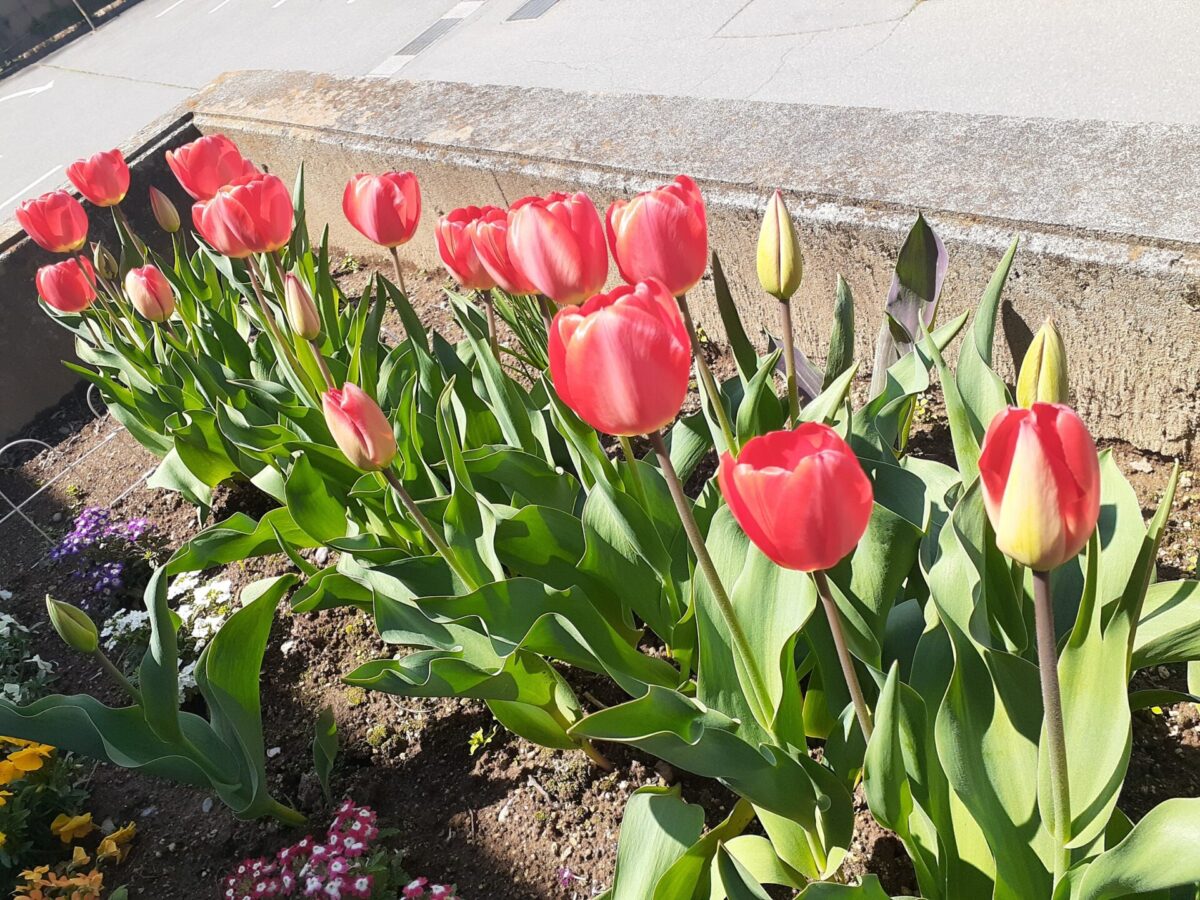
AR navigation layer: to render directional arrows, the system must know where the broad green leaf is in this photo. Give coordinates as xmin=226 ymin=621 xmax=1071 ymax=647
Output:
xmin=956 ymin=238 xmax=1017 ymax=439
xmin=712 ymin=251 xmax=759 ymax=380
xmin=167 ymin=508 xmax=317 ymax=573
xmin=713 ymin=845 xmax=772 ymax=900
xmin=285 ymin=452 xmax=351 ymax=544
xmin=609 ymin=787 xmax=705 ymax=900
xmin=312 ymin=706 xmax=338 ymax=802
xmin=735 ymin=349 xmax=785 ymax=443
xmin=1134 ymin=580 xmax=1200 ymax=669
xmin=797 ymin=875 xmax=893 ymax=899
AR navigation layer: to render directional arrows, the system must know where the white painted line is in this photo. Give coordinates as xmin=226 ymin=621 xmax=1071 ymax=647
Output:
xmin=155 ymin=0 xmax=185 ymax=17
xmin=368 ymin=54 xmax=415 ymax=77
xmin=0 ymin=80 xmax=54 ymax=105
xmin=443 ymin=0 xmax=483 ymax=18
xmin=271 ymin=0 xmax=287 ymax=7
xmin=1 ymin=165 xmax=63 ymax=210
xmin=209 ymin=0 xmax=233 ymax=12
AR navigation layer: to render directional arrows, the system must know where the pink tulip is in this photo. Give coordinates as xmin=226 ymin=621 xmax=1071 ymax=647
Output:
xmin=342 ymin=172 xmax=421 ymax=248
xmin=508 ymin=192 xmax=608 ymax=305
xmin=166 ymin=134 xmax=259 ymax=201
xmin=17 ymin=191 xmax=89 ymax=254
xmin=191 ymin=173 xmax=294 ymax=258
xmin=125 ymin=265 xmax=175 ymax=322
xmin=719 ymin=426 xmax=874 ymax=572
xmin=67 ymin=149 xmax=131 ymax=208
xmin=548 ymin=279 xmax=690 ymax=436
xmin=323 ymin=383 xmax=398 ymax=471
xmin=435 ymin=206 xmax=497 ymax=291
xmin=284 ymin=274 xmax=321 ymax=341
xmin=36 ymin=257 xmax=97 ymax=314
xmin=606 ymin=175 xmax=708 ymax=297
xmin=979 ymin=403 xmax=1101 ymax=571
xmin=469 ymin=206 xmax=537 ymax=295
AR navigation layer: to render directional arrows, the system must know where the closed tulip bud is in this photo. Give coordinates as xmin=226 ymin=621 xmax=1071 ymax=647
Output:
xmin=756 ymin=190 xmax=803 ymax=301
xmin=166 ymin=133 xmax=259 ymax=201
xmin=149 ymin=186 xmax=180 ymax=233
xmin=125 ymin=265 xmax=175 ymax=322
xmin=66 ymin=149 xmax=130 ymax=208
xmin=36 ymin=257 xmax=97 ymax=313
xmin=548 ymin=278 xmax=691 ymax=436
xmin=342 ymin=172 xmax=421 ymax=248
xmin=92 ymin=242 xmax=118 ymax=281
xmin=323 ymin=383 xmax=398 ymax=471
xmin=508 ymin=192 xmax=608 ymax=306
xmin=46 ymin=596 xmax=98 ymax=653
xmin=719 ymin=425 xmax=873 ymax=572
xmin=191 ymin=173 xmax=294 ymax=258
xmin=17 ymin=190 xmax=89 ymax=253
xmin=980 ymin=403 xmax=1100 ymax=571
xmin=1016 ymin=318 xmax=1068 ymax=407
xmin=606 ymin=175 xmax=708 ymax=297
xmin=285 ymin=274 xmax=321 ymax=340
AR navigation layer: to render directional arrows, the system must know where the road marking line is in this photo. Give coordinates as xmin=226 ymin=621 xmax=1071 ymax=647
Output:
xmin=368 ymin=54 xmax=415 ymax=77
xmin=367 ymin=1 xmax=482 ymax=78
xmin=209 ymin=0 xmax=233 ymax=13
xmin=155 ymin=0 xmax=185 ymax=17
xmin=271 ymin=0 xmax=287 ymax=7
xmin=0 ymin=80 xmax=54 ymax=104
xmin=1 ymin=166 xmax=63 ymax=210
xmin=444 ymin=0 xmax=483 ymax=18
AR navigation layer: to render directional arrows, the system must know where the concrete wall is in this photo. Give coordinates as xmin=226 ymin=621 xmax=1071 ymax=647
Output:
xmin=4 ymin=70 xmax=1200 ymax=458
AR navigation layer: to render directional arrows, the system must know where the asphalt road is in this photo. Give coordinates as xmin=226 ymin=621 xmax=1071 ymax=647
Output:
xmin=4 ymin=0 xmax=1200 ymax=222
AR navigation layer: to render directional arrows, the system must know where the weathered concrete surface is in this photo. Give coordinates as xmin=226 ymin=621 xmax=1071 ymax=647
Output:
xmin=185 ymin=71 xmax=1200 ymax=458
xmin=0 ymin=113 xmax=197 ymax=440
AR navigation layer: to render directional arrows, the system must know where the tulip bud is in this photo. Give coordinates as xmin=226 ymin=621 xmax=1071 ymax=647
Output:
xmin=322 ymin=383 xmax=398 ymax=471
xmin=756 ymin=190 xmax=803 ymax=301
xmin=1016 ymin=318 xmax=1068 ymax=407
xmin=46 ymin=596 xmax=99 ymax=653
xmin=149 ymin=186 xmax=180 ymax=233
xmin=125 ymin=266 xmax=175 ymax=322
xmin=92 ymin=242 xmax=118 ymax=281
xmin=285 ymin=274 xmax=321 ymax=341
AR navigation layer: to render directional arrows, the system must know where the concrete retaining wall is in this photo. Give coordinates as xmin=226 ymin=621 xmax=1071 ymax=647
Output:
xmin=4 ymin=69 xmax=1200 ymax=458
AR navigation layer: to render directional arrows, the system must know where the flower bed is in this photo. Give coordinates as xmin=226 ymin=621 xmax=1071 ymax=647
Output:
xmin=1 ymin=134 xmax=1199 ymax=899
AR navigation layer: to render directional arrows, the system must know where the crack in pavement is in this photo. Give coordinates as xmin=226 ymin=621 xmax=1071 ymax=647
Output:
xmin=36 ymin=63 xmax=199 ymax=91
xmin=715 ymin=0 xmax=928 ymax=40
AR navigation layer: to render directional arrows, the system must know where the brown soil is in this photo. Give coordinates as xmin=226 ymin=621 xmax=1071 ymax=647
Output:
xmin=2 ymin=262 xmax=1197 ymax=899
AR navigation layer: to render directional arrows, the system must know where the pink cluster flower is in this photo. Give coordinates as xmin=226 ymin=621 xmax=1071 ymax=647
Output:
xmin=403 ymin=878 xmax=458 ymax=899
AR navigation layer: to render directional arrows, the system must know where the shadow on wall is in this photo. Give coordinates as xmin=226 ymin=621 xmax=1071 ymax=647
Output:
xmin=0 ymin=0 xmax=149 ymax=77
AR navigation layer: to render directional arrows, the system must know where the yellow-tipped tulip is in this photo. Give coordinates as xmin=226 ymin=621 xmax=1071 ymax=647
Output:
xmin=756 ymin=190 xmax=803 ymax=301
xmin=1016 ymin=318 xmax=1068 ymax=407
xmin=45 ymin=596 xmax=98 ymax=653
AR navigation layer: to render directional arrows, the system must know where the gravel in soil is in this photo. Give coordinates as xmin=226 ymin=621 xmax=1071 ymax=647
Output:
xmin=2 ymin=262 xmax=1197 ymax=898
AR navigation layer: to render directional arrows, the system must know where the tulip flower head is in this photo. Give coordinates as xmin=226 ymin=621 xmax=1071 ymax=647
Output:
xmin=36 ymin=257 xmax=97 ymax=313
xmin=979 ymin=403 xmax=1100 ymax=571
xmin=719 ymin=425 xmax=873 ymax=572
xmin=166 ymin=133 xmax=259 ymax=201
xmin=285 ymin=274 xmax=322 ymax=341
xmin=17 ymin=190 xmax=89 ymax=253
xmin=508 ymin=192 xmax=608 ymax=306
xmin=92 ymin=243 xmax=118 ymax=281
xmin=342 ymin=172 xmax=422 ymax=248
xmin=757 ymin=190 xmax=803 ymax=301
xmin=548 ymin=278 xmax=690 ymax=437
xmin=436 ymin=206 xmax=497 ymax=291
xmin=191 ymin=172 xmax=294 ymax=258
xmin=322 ymin=383 xmax=398 ymax=472
xmin=149 ymin=186 xmax=181 ymax=234
xmin=606 ymin=175 xmax=708 ymax=297
xmin=45 ymin=597 xmax=98 ymax=654
xmin=469 ymin=206 xmax=537 ymax=295
xmin=125 ymin=265 xmax=175 ymax=322
xmin=66 ymin=149 xmax=130 ymax=207
xmin=1016 ymin=318 xmax=1069 ymax=408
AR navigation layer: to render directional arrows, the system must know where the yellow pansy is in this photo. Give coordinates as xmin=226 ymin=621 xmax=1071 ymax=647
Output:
xmin=0 ymin=760 xmax=19 ymax=785
xmin=0 ymin=789 xmax=12 ymax=806
xmin=7 ymin=743 xmax=53 ymax=772
xmin=50 ymin=812 xmax=95 ymax=843
xmin=96 ymin=821 xmax=136 ymax=862
xmin=0 ymin=830 xmax=6 ymax=849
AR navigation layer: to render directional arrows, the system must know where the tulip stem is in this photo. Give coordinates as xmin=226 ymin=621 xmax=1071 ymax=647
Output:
xmin=388 ymin=247 xmax=407 ymax=295
xmin=478 ymin=290 xmax=500 ymax=357
xmin=677 ymin=294 xmax=738 ymax=454
xmin=618 ymin=436 xmax=648 ymax=507
xmin=1034 ymin=568 xmax=1072 ymax=881
xmin=382 ymin=467 xmax=480 ymax=593
xmin=649 ymin=431 xmax=774 ymax=731
xmin=779 ymin=299 xmax=800 ymax=427
xmin=247 ymin=258 xmax=319 ymax=404
xmin=309 ymin=341 xmax=337 ymax=391
xmin=113 ymin=205 xmax=147 ymax=259
xmin=812 ymin=570 xmax=873 ymax=741
xmin=92 ymin=649 xmax=140 ymax=704
xmin=536 ymin=294 xmax=554 ymax=334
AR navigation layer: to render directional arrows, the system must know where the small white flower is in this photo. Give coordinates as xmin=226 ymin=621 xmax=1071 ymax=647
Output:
xmin=168 ymin=573 xmax=201 ymax=600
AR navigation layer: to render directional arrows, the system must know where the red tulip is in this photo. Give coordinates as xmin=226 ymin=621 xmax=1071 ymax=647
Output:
xmin=508 ymin=192 xmax=608 ymax=305
xmin=979 ymin=403 xmax=1100 ymax=571
xmin=606 ymin=175 xmax=708 ymax=297
xmin=548 ymin=278 xmax=690 ymax=437
xmin=191 ymin=173 xmax=294 ymax=258
xmin=435 ymin=206 xmax=497 ymax=291
xmin=36 ymin=257 xmax=97 ymax=314
xmin=322 ymin=383 xmax=398 ymax=471
xmin=67 ymin=149 xmax=130 ymax=208
xmin=469 ymin=206 xmax=536 ymax=295
xmin=125 ymin=265 xmax=175 ymax=322
xmin=17 ymin=191 xmax=89 ymax=253
xmin=719 ymin=426 xmax=874 ymax=572
xmin=166 ymin=134 xmax=259 ymax=201
xmin=342 ymin=172 xmax=421 ymax=248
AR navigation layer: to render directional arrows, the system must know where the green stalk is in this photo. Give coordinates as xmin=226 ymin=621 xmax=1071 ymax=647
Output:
xmin=246 ymin=258 xmax=320 ymax=405
xmin=1034 ymin=569 xmax=1072 ymax=881
xmin=779 ymin=298 xmax=800 ymax=426
xmin=91 ymin=649 xmax=140 ymax=704
xmin=812 ymin=570 xmax=873 ymax=740
xmin=382 ymin=467 xmax=480 ymax=592
xmin=677 ymin=293 xmax=738 ymax=453
xmin=619 ymin=435 xmax=648 ymax=507
xmin=388 ymin=247 xmax=407 ymax=295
